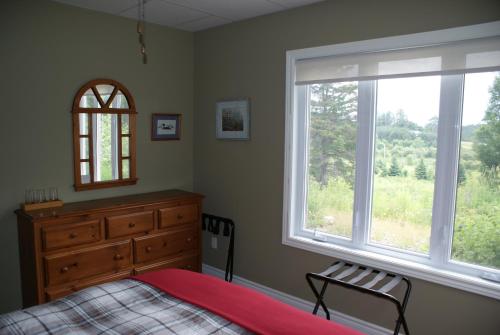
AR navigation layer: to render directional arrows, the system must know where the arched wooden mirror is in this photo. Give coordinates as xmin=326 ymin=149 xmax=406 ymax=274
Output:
xmin=72 ymin=79 xmax=137 ymax=191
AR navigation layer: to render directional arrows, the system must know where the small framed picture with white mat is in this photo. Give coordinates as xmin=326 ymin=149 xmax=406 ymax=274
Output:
xmin=216 ymin=99 xmax=250 ymax=140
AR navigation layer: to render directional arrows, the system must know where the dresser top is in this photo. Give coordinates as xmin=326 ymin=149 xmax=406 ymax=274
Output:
xmin=16 ymin=189 xmax=203 ymax=221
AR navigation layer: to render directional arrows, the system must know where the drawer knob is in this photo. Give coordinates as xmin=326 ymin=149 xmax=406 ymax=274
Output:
xmin=61 ymin=266 xmax=69 ymax=273
xmin=128 ymin=222 xmax=136 ymax=228
xmin=114 ymin=254 xmax=124 ymax=260
xmin=186 ymin=237 xmax=192 ymax=243
xmin=177 ymin=214 xmax=183 ymax=220
xmin=69 ymin=232 xmax=77 ymax=239
xmin=146 ymin=246 xmax=152 ymax=252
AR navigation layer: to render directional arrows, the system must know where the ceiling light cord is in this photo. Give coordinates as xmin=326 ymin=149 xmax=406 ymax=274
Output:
xmin=137 ymin=0 xmax=147 ymax=64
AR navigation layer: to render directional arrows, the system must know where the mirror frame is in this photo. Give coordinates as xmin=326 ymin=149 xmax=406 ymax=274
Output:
xmin=72 ymin=78 xmax=137 ymax=191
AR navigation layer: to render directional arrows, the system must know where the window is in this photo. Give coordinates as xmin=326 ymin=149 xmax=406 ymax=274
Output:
xmin=283 ymin=21 xmax=500 ymax=299
xmin=72 ymin=79 xmax=137 ymax=191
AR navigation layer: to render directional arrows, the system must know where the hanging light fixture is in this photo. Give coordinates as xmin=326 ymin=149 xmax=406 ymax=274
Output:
xmin=137 ymin=0 xmax=147 ymax=64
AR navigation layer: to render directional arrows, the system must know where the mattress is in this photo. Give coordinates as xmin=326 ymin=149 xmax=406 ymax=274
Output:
xmin=0 ymin=269 xmax=363 ymax=335
xmin=0 ymin=279 xmax=249 ymax=335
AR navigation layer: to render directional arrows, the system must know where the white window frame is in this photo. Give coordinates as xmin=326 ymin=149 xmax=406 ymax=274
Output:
xmin=283 ymin=21 xmax=500 ymax=300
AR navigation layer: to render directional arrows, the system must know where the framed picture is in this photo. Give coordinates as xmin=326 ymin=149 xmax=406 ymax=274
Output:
xmin=151 ymin=114 xmax=181 ymax=141
xmin=216 ymin=99 xmax=250 ymax=140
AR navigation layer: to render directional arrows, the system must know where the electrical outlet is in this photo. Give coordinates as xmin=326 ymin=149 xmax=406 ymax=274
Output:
xmin=211 ymin=236 xmax=218 ymax=249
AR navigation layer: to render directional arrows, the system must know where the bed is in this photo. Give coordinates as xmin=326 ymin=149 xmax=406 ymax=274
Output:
xmin=0 ymin=269 xmax=363 ymax=335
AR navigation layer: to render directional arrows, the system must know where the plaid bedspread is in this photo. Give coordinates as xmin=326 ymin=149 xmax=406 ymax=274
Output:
xmin=0 ymin=279 xmax=252 ymax=335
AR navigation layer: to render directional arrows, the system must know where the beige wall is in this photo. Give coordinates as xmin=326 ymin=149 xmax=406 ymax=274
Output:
xmin=194 ymin=0 xmax=500 ymax=334
xmin=0 ymin=0 xmax=194 ymax=313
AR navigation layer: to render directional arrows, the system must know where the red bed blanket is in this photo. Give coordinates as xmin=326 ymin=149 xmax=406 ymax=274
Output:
xmin=133 ymin=269 xmax=363 ymax=335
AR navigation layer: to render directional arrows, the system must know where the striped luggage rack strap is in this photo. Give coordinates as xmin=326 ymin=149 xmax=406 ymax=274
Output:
xmin=306 ymin=261 xmax=412 ymax=335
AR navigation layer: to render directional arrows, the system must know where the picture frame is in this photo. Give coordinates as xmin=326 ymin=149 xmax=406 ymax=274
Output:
xmin=151 ymin=113 xmax=181 ymax=141
xmin=216 ymin=99 xmax=250 ymax=140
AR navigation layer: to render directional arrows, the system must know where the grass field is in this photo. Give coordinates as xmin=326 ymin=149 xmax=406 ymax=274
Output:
xmin=306 ymin=173 xmax=499 ymax=268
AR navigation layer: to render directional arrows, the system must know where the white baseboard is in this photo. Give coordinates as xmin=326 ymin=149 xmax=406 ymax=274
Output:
xmin=202 ymin=263 xmax=396 ymax=335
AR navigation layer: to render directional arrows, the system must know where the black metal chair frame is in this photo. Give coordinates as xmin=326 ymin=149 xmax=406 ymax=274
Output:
xmin=202 ymin=213 xmax=235 ymax=282
xmin=306 ymin=261 xmax=412 ymax=335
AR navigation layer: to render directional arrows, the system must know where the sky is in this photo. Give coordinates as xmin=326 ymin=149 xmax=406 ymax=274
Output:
xmin=377 ymin=71 xmax=498 ymax=126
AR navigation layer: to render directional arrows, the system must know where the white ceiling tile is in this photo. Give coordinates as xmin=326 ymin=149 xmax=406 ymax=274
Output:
xmin=51 ymin=0 xmax=327 ymax=31
xmin=176 ymin=15 xmax=232 ymax=32
xmin=164 ymin=0 xmax=283 ymax=20
xmin=120 ymin=0 xmax=207 ymax=27
xmin=268 ymin=0 xmax=324 ymax=9
xmin=52 ymin=0 xmax=138 ymax=14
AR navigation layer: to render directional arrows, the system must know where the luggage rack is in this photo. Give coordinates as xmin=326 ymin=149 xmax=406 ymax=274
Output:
xmin=306 ymin=260 xmax=412 ymax=335
xmin=202 ymin=213 xmax=235 ymax=282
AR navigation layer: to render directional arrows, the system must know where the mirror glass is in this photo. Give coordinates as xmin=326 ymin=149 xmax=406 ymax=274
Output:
xmin=79 ymin=138 xmax=89 ymax=160
xmin=73 ymin=80 xmax=136 ymax=190
xmin=79 ymin=89 xmax=100 ymax=108
xmin=110 ymin=90 xmax=130 ymax=109
xmin=79 ymin=113 xmax=88 ymax=135
xmin=96 ymin=84 xmax=114 ymax=105
xmin=122 ymin=159 xmax=130 ymax=179
xmin=92 ymin=113 xmax=119 ymax=182
xmin=81 ymin=162 xmax=90 ymax=184
xmin=122 ymin=114 xmax=130 ymax=134
xmin=122 ymin=136 xmax=129 ymax=157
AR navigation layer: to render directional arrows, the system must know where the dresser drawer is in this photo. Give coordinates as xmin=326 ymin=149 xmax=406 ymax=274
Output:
xmin=106 ymin=211 xmax=154 ymax=238
xmin=42 ymin=220 xmax=100 ymax=250
xmin=44 ymin=241 xmax=131 ymax=286
xmin=134 ymin=253 xmax=199 ymax=275
xmin=159 ymin=204 xmax=198 ymax=229
xmin=45 ymin=270 xmax=132 ymax=301
xmin=134 ymin=228 xmax=197 ymax=264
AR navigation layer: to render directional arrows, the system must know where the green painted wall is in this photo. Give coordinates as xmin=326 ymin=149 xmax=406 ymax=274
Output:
xmin=194 ymin=0 xmax=500 ymax=334
xmin=0 ymin=0 xmax=194 ymax=313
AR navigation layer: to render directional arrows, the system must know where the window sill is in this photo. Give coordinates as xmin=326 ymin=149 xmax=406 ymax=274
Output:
xmin=283 ymin=235 xmax=500 ymax=300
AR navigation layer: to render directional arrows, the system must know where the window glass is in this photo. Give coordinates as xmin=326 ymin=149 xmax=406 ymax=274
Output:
xmin=306 ymin=82 xmax=358 ymax=238
xmin=370 ymin=76 xmax=441 ymax=253
xmin=452 ymin=71 xmax=500 ymax=270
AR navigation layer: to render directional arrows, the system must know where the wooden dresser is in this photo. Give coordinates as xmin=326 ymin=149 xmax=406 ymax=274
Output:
xmin=16 ymin=189 xmax=203 ymax=308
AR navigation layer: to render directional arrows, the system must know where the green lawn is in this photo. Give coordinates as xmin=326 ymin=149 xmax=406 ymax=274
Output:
xmin=307 ymin=173 xmax=499 ymax=268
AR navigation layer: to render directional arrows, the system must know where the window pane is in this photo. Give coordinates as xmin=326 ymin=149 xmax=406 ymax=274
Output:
xmin=121 ymin=114 xmax=129 ymax=134
xmin=122 ymin=136 xmax=129 ymax=157
xmin=80 ymin=162 xmax=90 ymax=184
xmin=79 ymin=137 xmax=89 ymax=160
xmin=370 ymin=76 xmax=441 ymax=253
xmin=79 ymin=89 xmax=100 ymax=108
xmin=306 ymin=82 xmax=358 ymax=238
xmin=92 ymin=113 xmax=119 ymax=182
xmin=79 ymin=113 xmax=88 ymax=135
xmin=109 ymin=90 xmax=130 ymax=109
xmin=122 ymin=159 xmax=130 ymax=179
xmin=452 ymin=71 xmax=500 ymax=270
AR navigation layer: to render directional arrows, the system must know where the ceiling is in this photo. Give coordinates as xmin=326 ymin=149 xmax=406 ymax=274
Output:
xmin=52 ymin=0 xmax=325 ymax=32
